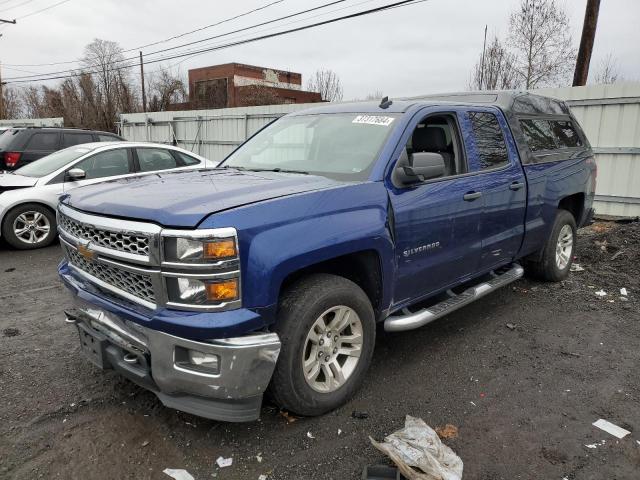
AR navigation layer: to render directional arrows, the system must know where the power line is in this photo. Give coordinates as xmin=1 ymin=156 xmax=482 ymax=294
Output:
xmin=4 ymin=0 xmax=425 ymax=85
xmin=0 ymin=0 xmax=36 ymax=14
xmin=1 ymin=0 xmax=291 ymax=67
xmin=13 ymin=0 xmax=70 ymax=20
xmin=4 ymin=0 xmax=351 ymax=79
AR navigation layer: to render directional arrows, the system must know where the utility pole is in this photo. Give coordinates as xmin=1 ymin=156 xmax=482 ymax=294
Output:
xmin=573 ymin=0 xmax=601 ymax=86
xmin=479 ymin=24 xmax=488 ymax=90
xmin=1 ymin=19 xmax=16 ymax=120
xmin=0 ymin=62 xmax=4 ymax=120
xmin=139 ymin=51 xmax=147 ymax=113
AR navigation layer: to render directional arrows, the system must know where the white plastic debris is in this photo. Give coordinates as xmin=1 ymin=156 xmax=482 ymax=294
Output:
xmin=163 ymin=469 xmax=195 ymax=480
xmin=338 ymin=428 xmax=343 ymax=435
xmin=370 ymin=415 xmax=463 ymax=480
xmin=593 ymin=419 xmax=630 ymax=439
xmin=620 ymin=287 xmax=628 ymax=296
xmin=595 ymin=290 xmax=607 ymax=297
xmin=570 ymin=264 xmax=585 ymax=272
xmin=258 ymin=475 xmax=268 ymax=480
xmin=306 ymin=431 xmax=315 ymax=439
xmin=216 ymin=456 xmax=233 ymax=468
xmin=256 ymin=453 xmax=263 ymax=463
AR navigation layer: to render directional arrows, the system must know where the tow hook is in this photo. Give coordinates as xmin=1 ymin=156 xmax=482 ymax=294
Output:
xmin=64 ymin=310 xmax=79 ymax=325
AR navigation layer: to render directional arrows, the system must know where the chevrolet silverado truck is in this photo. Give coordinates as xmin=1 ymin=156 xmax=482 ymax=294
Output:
xmin=59 ymin=92 xmax=596 ymax=422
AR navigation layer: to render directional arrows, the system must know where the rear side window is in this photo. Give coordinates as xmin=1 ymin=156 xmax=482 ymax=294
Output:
xmin=0 ymin=129 xmax=20 ymax=149
xmin=520 ymin=119 xmax=582 ymax=151
xmin=550 ymin=120 xmax=582 ymax=148
xmin=172 ymin=150 xmax=202 ymax=166
xmin=62 ymin=133 xmax=94 ymax=148
xmin=26 ymin=132 xmax=58 ymax=151
xmin=98 ymin=134 xmax=119 ymax=142
xmin=136 ymin=148 xmax=179 ymax=172
xmin=468 ymin=112 xmax=509 ymax=170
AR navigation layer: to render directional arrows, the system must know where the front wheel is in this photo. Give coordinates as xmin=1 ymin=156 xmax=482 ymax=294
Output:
xmin=1 ymin=203 xmax=57 ymax=250
xmin=269 ymin=274 xmax=376 ymax=416
xmin=527 ymin=209 xmax=577 ymax=282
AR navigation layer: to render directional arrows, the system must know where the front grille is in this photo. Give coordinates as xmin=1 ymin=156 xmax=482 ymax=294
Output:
xmin=59 ymin=212 xmax=150 ymax=256
xmin=67 ymin=248 xmax=156 ymax=305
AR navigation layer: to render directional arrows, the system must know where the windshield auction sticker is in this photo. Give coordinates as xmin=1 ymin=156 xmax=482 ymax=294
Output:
xmin=352 ymin=115 xmax=395 ymax=126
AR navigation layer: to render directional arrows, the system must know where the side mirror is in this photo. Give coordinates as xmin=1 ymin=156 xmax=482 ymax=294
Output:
xmin=67 ymin=168 xmax=86 ymax=180
xmin=392 ymin=150 xmax=445 ymax=186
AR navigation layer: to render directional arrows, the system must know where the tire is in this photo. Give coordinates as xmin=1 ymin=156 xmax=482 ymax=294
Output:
xmin=269 ymin=273 xmax=376 ymax=416
xmin=1 ymin=203 xmax=57 ymax=250
xmin=527 ymin=209 xmax=577 ymax=282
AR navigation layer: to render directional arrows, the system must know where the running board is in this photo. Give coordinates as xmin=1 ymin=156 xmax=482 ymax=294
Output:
xmin=384 ymin=263 xmax=524 ymax=332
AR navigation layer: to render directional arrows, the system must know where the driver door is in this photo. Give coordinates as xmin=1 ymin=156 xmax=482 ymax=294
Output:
xmin=388 ymin=107 xmax=485 ymax=307
xmin=63 ymin=147 xmax=135 ymax=192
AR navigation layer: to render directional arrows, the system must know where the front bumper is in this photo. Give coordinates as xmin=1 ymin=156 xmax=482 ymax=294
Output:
xmin=63 ymin=290 xmax=281 ymax=422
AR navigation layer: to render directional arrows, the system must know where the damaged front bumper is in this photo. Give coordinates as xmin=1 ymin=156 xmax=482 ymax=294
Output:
xmin=63 ymin=289 xmax=280 ymax=422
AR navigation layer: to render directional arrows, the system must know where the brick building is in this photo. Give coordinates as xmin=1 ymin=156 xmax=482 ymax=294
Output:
xmin=181 ymin=63 xmax=322 ymax=109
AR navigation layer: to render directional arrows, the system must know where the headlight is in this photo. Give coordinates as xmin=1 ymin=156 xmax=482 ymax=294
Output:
xmin=164 ymin=236 xmax=237 ymax=263
xmin=166 ymin=276 xmax=239 ymax=305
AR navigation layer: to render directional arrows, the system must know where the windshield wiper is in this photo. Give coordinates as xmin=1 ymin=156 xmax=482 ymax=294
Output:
xmin=221 ymin=166 xmax=309 ymax=175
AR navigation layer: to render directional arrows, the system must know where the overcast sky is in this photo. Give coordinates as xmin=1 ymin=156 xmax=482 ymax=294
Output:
xmin=1 ymin=0 xmax=638 ymax=99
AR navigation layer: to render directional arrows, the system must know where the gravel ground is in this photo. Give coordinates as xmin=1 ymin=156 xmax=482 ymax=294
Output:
xmin=1 ymin=221 xmax=639 ymax=480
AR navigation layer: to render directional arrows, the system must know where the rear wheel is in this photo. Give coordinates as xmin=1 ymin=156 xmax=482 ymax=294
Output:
xmin=2 ymin=203 xmax=57 ymax=250
xmin=269 ymin=274 xmax=375 ymax=416
xmin=528 ymin=209 xmax=576 ymax=282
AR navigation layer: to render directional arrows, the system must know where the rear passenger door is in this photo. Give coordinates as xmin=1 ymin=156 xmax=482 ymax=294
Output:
xmin=21 ymin=131 xmax=60 ymax=164
xmin=464 ymin=108 xmax=527 ymax=271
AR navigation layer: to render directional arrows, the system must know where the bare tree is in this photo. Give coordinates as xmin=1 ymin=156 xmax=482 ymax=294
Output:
xmin=1 ymin=86 xmax=23 ymax=119
xmin=148 ymin=68 xmax=188 ymax=111
xmin=508 ymin=0 xmax=576 ymax=89
xmin=80 ymin=38 xmax=138 ymax=130
xmin=592 ymin=53 xmax=623 ymax=84
xmin=307 ymin=68 xmax=343 ymax=102
xmin=365 ymin=90 xmax=385 ymax=101
xmin=469 ymin=35 xmax=519 ymax=90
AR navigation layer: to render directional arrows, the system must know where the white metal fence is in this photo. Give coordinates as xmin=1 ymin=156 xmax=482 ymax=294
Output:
xmin=0 ymin=117 xmax=63 ymax=127
xmin=119 ymin=83 xmax=640 ymax=218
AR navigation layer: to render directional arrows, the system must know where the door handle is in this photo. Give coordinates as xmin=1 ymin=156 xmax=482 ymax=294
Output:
xmin=463 ymin=191 xmax=482 ymax=201
xmin=509 ymin=182 xmax=525 ymax=191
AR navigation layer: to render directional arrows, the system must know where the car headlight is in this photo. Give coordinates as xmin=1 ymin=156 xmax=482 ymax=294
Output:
xmin=166 ymin=276 xmax=239 ymax=305
xmin=164 ymin=236 xmax=237 ymax=263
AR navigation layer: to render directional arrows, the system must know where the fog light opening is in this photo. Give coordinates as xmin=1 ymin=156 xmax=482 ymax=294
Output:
xmin=175 ymin=346 xmax=220 ymax=375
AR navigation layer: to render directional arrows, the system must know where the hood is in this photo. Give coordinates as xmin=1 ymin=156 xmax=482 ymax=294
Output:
xmin=63 ymin=168 xmax=344 ymax=227
xmin=0 ymin=172 xmax=38 ymax=190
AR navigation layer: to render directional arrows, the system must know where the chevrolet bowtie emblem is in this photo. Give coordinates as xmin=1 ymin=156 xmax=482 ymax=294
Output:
xmin=77 ymin=244 xmax=97 ymax=262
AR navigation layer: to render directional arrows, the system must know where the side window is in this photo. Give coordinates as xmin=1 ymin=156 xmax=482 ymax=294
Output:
xmin=26 ymin=132 xmax=58 ymax=151
xmin=62 ymin=133 xmax=94 ymax=148
xmin=406 ymin=114 xmax=464 ymax=178
xmin=550 ymin=120 xmax=582 ymax=148
xmin=519 ymin=119 xmax=557 ymax=151
xmin=468 ymin=112 xmax=509 ymax=170
xmin=172 ymin=150 xmax=202 ymax=166
xmin=72 ymin=149 xmax=130 ymax=180
xmin=136 ymin=148 xmax=179 ymax=172
xmin=97 ymin=134 xmax=118 ymax=142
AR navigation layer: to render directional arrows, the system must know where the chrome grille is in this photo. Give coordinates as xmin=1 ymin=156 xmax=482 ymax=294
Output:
xmin=67 ymin=248 xmax=156 ymax=304
xmin=59 ymin=212 xmax=150 ymax=256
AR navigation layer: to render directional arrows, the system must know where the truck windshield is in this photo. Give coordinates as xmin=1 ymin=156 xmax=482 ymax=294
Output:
xmin=14 ymin=147 xmax=94 ymax=177
xmin=221 ymin=113 xmax=399 ymax=181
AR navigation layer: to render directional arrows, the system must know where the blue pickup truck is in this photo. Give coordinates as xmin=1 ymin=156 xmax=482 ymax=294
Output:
xmin=59 ymin=92 xmax=596 ymax=422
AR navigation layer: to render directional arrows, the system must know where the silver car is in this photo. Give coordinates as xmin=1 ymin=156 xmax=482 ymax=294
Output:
xmin=0 ymin=142 xmax=214 ymax=249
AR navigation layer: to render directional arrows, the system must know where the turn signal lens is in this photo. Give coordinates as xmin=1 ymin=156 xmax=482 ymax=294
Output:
xmin=205 ymin=279 xmax=238 ymax=302
xmin=204 ymin=239 xmax=237 ymax=259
